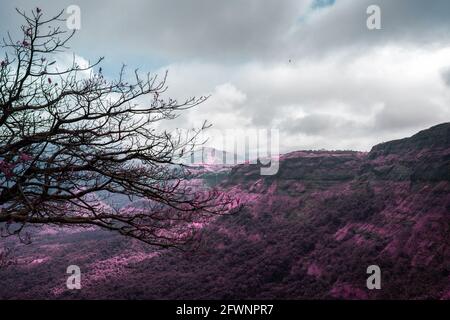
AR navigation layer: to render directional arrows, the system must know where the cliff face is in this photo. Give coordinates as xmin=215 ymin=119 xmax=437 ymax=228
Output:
xmin=0 ymin=123 xmax=449 ymax=299
xmin=370 ymin=122 xmax=450 ymax=155
xmin=366 ymin=122 xmax=450 ymax=182
xmin=200 ymin=123 xmax=449 ymax=299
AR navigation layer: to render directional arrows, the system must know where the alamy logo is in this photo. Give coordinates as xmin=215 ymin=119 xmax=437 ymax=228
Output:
xmin=366 ymin=5 xmax=381 ymax=30
xmin=66 ymin=5 xmax=81 ymax=30
xmin=366 ymin=265 xmax=381 ymax=290
xmin=185 ymin=128 xmax=279 ymax=175
xmin=66 ymin=265 xmax=81 ymax=290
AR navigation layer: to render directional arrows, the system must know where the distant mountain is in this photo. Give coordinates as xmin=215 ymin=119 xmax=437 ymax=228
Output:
xmin=0 ymin=123 xmax=449 ymax=299
xmin=178 ymin=147 xmax=244 ymax=166
xmin=370 ymin=122 xmax=450 ymax=155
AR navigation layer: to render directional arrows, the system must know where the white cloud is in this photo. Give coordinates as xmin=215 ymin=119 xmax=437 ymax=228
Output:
xmin=156 ymin=45 xmax=450 ymax=152
xmin=2 ymin=1 xmax=450 ymax=153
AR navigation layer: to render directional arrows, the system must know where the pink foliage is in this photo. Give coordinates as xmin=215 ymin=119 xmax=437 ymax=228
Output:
xmin=306 ymin=263 xmax=323 ymax=278
xmin=0 ymin=160 xmax=15 ymax=178
xmin=330 ymin=283 xmax=368 ymax=299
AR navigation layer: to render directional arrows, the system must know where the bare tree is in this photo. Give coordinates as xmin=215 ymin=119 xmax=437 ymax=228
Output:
xmin=0 ymin=8 xmax=238 ymax=248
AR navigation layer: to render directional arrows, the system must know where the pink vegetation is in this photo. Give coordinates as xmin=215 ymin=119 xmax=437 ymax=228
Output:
xmin=306 ymin=263 xmax=323 ymax=278
xmin=329 ymin=283 xmax=369 ymax=299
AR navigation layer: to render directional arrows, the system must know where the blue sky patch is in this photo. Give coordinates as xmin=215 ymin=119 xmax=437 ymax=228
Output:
xmin=312 ymin=0 xmax=336 ymax=9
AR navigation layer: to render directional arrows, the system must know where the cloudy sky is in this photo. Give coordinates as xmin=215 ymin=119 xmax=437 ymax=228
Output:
xmin=1 ymin=0 xmax=450 ymax=153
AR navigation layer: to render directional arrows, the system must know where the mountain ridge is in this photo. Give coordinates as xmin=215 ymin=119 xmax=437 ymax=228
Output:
xmin=0 ymin=122 xmax=449 ymax=299
xmin=370 ymin=122 xmax=450 ymax=155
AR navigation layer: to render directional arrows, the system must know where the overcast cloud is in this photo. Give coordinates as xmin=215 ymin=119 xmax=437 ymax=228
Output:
xmin=1 ymin=0 xmax=450 ymax=152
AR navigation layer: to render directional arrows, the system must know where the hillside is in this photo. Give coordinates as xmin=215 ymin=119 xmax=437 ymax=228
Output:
xmin=0 ymin=123 xmax=449 ymax=299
